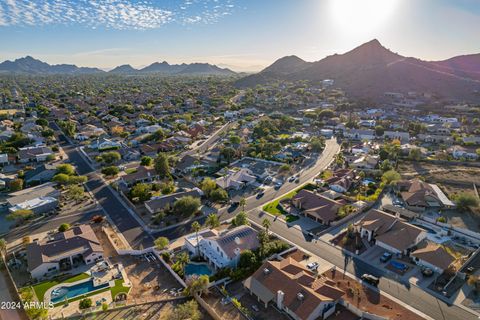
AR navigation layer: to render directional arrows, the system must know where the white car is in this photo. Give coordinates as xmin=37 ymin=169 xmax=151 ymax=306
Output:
xmin=306 ymin=262 xmax=319 ymax=270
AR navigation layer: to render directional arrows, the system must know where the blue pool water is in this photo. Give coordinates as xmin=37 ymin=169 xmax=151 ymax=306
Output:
xmin=184 ymin=263 xmax=213 ymax=277
xmin=50 ymin=279 xmax=109 ymax=304
xmin=362 ymin=179 xmax=376 ymax=186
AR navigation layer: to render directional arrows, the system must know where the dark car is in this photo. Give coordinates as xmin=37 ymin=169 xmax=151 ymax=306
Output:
xmin=380 ymin=252 xmax=392 ymax=263
xmin=361 ymin=274 xmax=380 ymax=286
xmin=421 ymin=267 xmax=434 ymax=277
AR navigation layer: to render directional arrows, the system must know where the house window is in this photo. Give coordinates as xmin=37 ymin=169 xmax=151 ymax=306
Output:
xmin=86 ymin=259 xmax=91 ymax=263
xmin=47 ymin=267 xmax=56 ymax=272
xmin=221 ymin=252 xmax=223 ymax=257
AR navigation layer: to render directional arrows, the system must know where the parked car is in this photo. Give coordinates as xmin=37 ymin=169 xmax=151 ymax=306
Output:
xmin=307 ymin=262 xmax=319 ymax=270
xmin=274 ymin=182 xmax=283 ymax=190
xmin=421 ymin=267 xmax=434 ymax=277
xmin=288 ymin=176 xmax=296 ymax=182
xmin=361 ymin=274 xmax=380 ymax=286
xmin=380 ymin=252 xmax=392 ymax=263
xmin=392 ymin=199 xmax=403 ymax=206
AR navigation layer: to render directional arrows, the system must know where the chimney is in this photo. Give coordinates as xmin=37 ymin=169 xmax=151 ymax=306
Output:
xmin=277 ymin=290 xmax=284 ymax=310
xmin=297 ymin=292 xmax=304 ymax=301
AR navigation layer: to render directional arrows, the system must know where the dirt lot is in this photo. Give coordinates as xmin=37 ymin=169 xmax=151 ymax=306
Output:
xmin=323 ymin=269 xmax=424 ymax=320
xmin=398 ymin=161 xmax=480 ymax=230
xmin=93 ymin=225 xmax=181 ymax=302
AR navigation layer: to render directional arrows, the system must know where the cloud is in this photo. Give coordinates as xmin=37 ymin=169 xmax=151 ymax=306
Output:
xmin=0 ymin=0 xmax=236 ymax=30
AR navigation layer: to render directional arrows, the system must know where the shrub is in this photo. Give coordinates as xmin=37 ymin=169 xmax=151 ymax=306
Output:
xmin=79 ymin=298 xmax=92 ymax=309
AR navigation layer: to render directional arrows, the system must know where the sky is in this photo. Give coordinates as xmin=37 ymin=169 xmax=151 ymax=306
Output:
xmin=0 ymin=0 xmax=479 ymax=72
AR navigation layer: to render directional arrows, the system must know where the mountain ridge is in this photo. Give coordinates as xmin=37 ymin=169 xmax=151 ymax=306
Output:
xmin=0 ymin=56 xmax=236 ymax=76
xmin=235 ymin=39 xmax=480 ymax=102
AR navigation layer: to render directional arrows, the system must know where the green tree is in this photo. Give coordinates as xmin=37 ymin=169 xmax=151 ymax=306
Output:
xmin=52 ymin=173 xmax=70 ymax=185
xmin=455 ymin=193 xmax=480 ymax=211
xmin=232 ymin=211 xmax=249 ymax=226
xmin=409 ymin=148 xmax=422 ymax=161
xmin=191 ymin=221 xmax=201 ymax=256
xmin=6 ymin=209 xmax=33 ymax=221
xmin=220 ymin=147 xmax=236 ymax=163
xmin=58 ymin=120 xmax=76 ymax=137
xmin=229 ymin=135 xmax=241 ymax=145
xmin=56 ymin=164 xmax=75 ymax=175
xmin=159 ymin=180 xmax=175 ymax=194
xmin=58 ymin=223 xmax=70 ymax=232
xmin=130 ymin=183 xmax=152 ymax=202
xmin=238 ymin=249 xmax=257 ymax=269
xmin=100 ymin=151 xmax=121 ymax=164
xmin=154 ymin=153 xmax=171 ymax=178
xmin=205 ymin=213 xmax=220 ymax=229
xmin=173 ymin=196 xmax=201 ymax=216
xmin=101 ymin=166 xmax=120 ymax=177
xmin=185 ymin=274 xmax=209 ymax=297
xmin=79 ymin=298 xmax=92 ymax=309
xmin=200 ymin=177 xmax=217 ymax=198
xmin=239 ymin=197 xmax=247 ymax=212
xmin=66 ymin=185 xmax=85 ymax=202
xmin=382 ymin=170 xmax=401 ymax=185
xmin=375 ymin=125 xmax=385 ymax=136
xmin=140 ymin=156 xmax=153 ymax=166
xmin=210 ymin=188 xmax=228 ymax=203
xmin=9 ymin=178 xmax=23 ymax=191
xmin=262 ymin=218 xmax=271 ymax=234
xmin=154 ymin=237 xmax=169 ymax=250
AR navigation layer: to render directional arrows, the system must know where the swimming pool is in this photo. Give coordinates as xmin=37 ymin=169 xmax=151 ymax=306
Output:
xmin=362 ymin=179 xmax=376 ymax=186
xmin=184 ymin=263 xmax=213 ymax=277
xmin=50 ymin=279 xmax=110 ymax=304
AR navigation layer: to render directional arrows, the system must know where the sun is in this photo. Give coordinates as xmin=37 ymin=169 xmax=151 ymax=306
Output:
xmin=328 ymin=0 xmax=399 ymax=36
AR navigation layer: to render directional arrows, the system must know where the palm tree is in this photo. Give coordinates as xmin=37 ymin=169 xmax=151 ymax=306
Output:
xmin=0 ymin=238 xmax=6 ymax=261
xmin=205 ymin=214 xmax=220 ymax=229
xmin=262 ymin=218 xmax=271 ymax=235
xmin=191 ymin=221 xmax=201 ymax=256
xmin=239 ymin=197 xmax=247 ymax=212
xmin=177 ymin=251 xmax=190 ymax=275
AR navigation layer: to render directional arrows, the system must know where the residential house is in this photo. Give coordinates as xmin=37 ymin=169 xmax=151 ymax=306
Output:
xmin=89 ymin=138 xmax=122 ymax=151
xmin=324 ymin=169 xmax=355 ymax=193
xmin=26 ymin=224 xmax=104 ymax=279
xmin=7 ymin=182 xmax=60 ymax=215
xmin=349 ymin=155 xmax=379 ymax=171
xmin=417 ymin=134 xmax=452 ymax=144
xmin=215 ymin=168 xmax=257 ymax=190
xmin=243 ymin=257 xmax=344 ymax=320
xmin=74 ymin=125 xmax=106 ymax=141
xmin=0 ymin=153 xmax=8 ymax=165
xmin=411 ymin=241 xmax=456 ymax=273
xmin=344 ymin=129 xmax=375 ymax=141
xmin=291 ymin=189 xmax=346 ymax=225
xmin=186 ymin=225 xmax=259 ymax=270
xmin=119 ymin=166 xmax=159 ymax=187
xmin=175 ymin=155 xmax=216 ymax=174
xmin=462 ymin=136 xmax=480 ymax=145
xmin=450 ymin=146 xmax=478 ymax=160
xmin=144 ymin=188 xmax=203 ymax=214
xmin=24 ymin=164 xmax=57 ymax=186
xmin=384 ymin=131 xmax=410 ymax=143
xmin=356 ymin=209 xmax=427 ymax=255
xmin=17 ymin=146 xmax=53 ymax=163
xmin=397 ymin=179 xmax=455 ymax=212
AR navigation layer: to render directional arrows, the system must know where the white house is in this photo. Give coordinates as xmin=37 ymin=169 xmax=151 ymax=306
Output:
xmin=0 ymin=153 xmax=9 ymax=165
xmin=89 ymin=138 xmax=122 ymax=151
xmin=185 ymin=225 xmax=259 ymax=270
xmin=215 ymin=168 xmax=257 ymax=190
xmin=26 ymin=224 xmax=104 ymax=279
xmin=344 ymin=129 xmax=375 ymax=141
xmin=384 ymin=131 xmax=410 ymax=143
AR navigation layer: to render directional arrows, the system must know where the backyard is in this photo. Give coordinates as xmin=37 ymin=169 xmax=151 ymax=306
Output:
xmin=262 ymin=184 xmax=317 ymax=221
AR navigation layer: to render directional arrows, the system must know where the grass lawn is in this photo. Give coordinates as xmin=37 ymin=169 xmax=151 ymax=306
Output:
xmin=32 ymin=273 xmax=90 ymax=302
xmin=285 ymin=215 xmax=300 ymax=223
xmin=110 ymin=279 xmax=130 ymax=300
xmin=262 ymin=188 xmax=300 ymax=216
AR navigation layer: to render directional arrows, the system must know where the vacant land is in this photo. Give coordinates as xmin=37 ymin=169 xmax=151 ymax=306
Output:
xmin=398 ymin=161 xmax=480 ymax=230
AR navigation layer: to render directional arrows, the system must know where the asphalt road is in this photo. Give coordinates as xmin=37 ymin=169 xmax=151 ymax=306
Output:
xmin=51 ymin=122 xmax=154 ymax=249
xmin=153 ymin=137 xmax=341 ymax=239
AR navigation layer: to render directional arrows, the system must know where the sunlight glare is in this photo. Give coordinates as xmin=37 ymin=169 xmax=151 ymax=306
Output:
xmin=329 ymin=0 xmax=399 ymax=36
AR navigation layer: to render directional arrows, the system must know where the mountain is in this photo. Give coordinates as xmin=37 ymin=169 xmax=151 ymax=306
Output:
xmin=0 ymin=56 xmax=237 ymax=76
xmin=235 ymin=39 xmax=480 ymax=102
xmin=139 ymin=61 xmax=185 ymax=74
xmin=0 ymin=56 xmax=104 ymax=74
xmin=109 ymin=64 xmax=138 ymax=74
xmin=236 ymin=55 xmax=311 ymax=87
xmin=176 ymin=63 xmax=236 ymax=75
